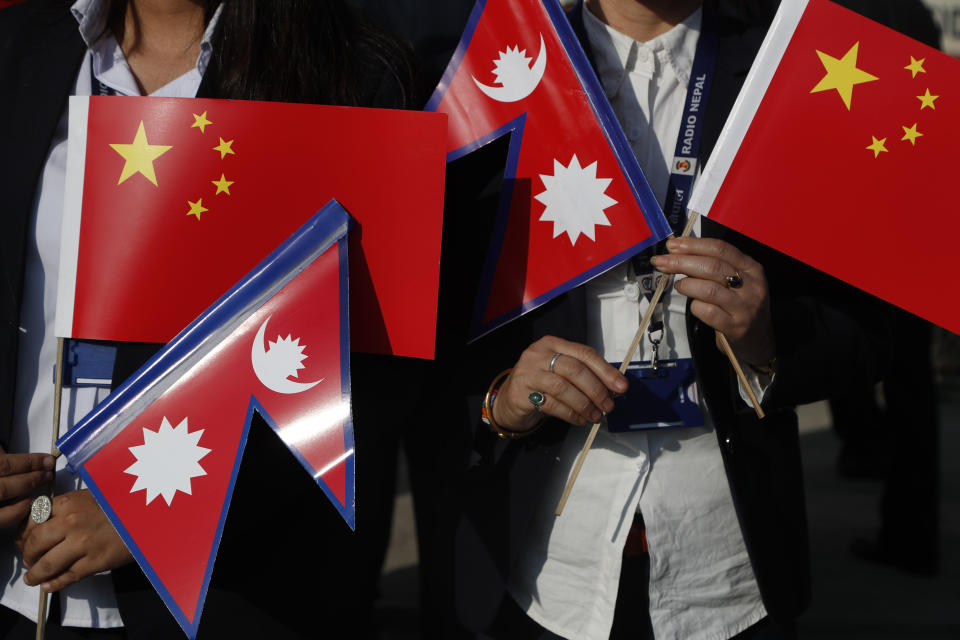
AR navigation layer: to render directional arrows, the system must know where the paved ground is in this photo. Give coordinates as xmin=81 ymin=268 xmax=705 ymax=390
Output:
xmin=375 ymin=387 xmax=960 ymax=638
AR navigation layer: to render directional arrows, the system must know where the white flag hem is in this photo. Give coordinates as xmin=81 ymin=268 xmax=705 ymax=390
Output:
xmin=688 ymin=0 xmax=809 ymax=216
xmin=55 ymin=95 xmax=91 ymax=339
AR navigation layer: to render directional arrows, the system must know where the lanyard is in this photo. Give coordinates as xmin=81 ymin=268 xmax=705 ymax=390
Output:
xmin=662 ymin=16 xmax=717 ymax=236
xmin=630 ymin=6 xmax=719 ymax=350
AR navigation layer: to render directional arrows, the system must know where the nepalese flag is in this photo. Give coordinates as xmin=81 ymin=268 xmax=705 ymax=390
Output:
xmin=688 ymin=0 xmax=960 ymax=335
xmin=57 ymin=201 xmax=353 ymax=638
xmin=426 ymin=0 xmax=671 ymax=340
xmin=55 ymin=96 xmax=446 ymax=359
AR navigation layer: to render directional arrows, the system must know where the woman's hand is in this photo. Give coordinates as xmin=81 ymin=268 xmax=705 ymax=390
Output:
xmin=493 ymin=336 xmax=628 ymax=432
xmin=651 ymin=237 xmax=775 ymax=368
xmin=17 ymin=489 xmax=133 ymax=592
xmin=0 ymin=449 xmax=55 ymax=529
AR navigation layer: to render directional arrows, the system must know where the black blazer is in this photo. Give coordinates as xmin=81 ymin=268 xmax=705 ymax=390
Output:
xmin=449 ymin=1 xmax=892 ymax=632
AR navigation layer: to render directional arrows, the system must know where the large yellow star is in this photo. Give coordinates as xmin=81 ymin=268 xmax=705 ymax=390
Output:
xmin=186 ymin=198 xmax=209 ymax=220
xmin=917 ymin=88 xmax=939 ymax=110
xmin=901 ymin=123 xmax=923 ymax=146
xmin=904 ymin=56 xmax=926 ymax=78
xmin=810 ymin=42 xmax=879 ymax=110
xmin=211 ymin=174 xmax=234 ymax=195
xmin=866 ymin=136 xmax=888 ymax=158
xmin=109 ymin=121 xmax=172 ymax=186
xmin=191 ymin=111 xmax=213 ymax=133
xmin=213 ymin=138 xmax=235 ymax=159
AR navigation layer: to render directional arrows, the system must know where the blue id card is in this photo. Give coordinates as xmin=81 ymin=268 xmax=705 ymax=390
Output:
xmin=606 ymin=358 xmax=704 ymax=431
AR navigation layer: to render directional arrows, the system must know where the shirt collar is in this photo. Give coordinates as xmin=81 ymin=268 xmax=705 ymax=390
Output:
xmin=71 ymin=0 xmax=222 ymax=78
xmin=583 ymin=4 xmax=701 ymax=92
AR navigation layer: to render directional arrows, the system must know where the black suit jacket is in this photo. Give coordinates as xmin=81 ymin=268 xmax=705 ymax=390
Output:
xmin=448 ymin=1 xmax=892 ymax=632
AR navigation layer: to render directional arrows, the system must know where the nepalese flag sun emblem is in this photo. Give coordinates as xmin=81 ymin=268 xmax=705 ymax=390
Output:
xmin=427 ymin=0 xmax=670 ymax=341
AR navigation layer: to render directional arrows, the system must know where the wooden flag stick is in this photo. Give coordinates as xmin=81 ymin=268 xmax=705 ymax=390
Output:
xmin=716 ymin=331 xmax=765 ymax=419
xmin=36 ymin=337 xmax=65 ymax=640
xmin=555 ymin=216 xmax=700 ymax=516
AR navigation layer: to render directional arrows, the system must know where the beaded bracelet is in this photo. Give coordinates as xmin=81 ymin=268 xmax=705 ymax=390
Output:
xmin=482 ymin=368 xmax=542 ymax=439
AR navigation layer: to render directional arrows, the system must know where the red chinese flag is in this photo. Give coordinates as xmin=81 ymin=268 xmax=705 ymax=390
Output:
xmin=689 ymin=0 xmax=959 ymax=334
xmin=56 ymin=96 xmax=446 ymax=358
xmin=427 ymin=0 xmax=669 ymax=339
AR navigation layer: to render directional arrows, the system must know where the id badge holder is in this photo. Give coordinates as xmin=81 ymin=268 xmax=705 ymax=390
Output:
xmin=56 ymin=339 xmax=117 ymax=388
xmin=606 ymin=358 xmax=704 ymax=431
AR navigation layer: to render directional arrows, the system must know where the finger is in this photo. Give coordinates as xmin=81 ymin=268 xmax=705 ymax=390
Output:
xmin=673 ymin=277 xmax=742 ymax=318
xmin=688 ymin=299 xmax=737 ymax=336
xmin=0 ymin=498 xmax=33 ymax=530
xmin=665 ymin=237 xmax=756 ymax=270
xmin=651 ymin=252 xmax=739 ymax=287
xmin=499 ymin=368 xmax=591 ymax=426
xmin=0 ymin=469 xmax=54 ymax=504
xmin=22 ymin=520 xmax=68 ymax=568
xmin=537 ymin=337 xmax=628 ymax=394
xmin=23 ymin=540 xmax=84 ymax=588
xmin=532 ymin=389 xmax=596 ymax=426
xmin=0 ymin=453 xmax=55 ymax=478
xmin=547 ymin=354 xmax=618 ymax=416
xmin=37 ymin=562 xmax=88 ymax=593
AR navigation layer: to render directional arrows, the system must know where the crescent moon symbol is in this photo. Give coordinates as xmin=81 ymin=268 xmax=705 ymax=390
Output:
xmin=472 ymin=34 xmax=547 ymax=103
xmin=251 ymin=316 xmax=324 ymax=395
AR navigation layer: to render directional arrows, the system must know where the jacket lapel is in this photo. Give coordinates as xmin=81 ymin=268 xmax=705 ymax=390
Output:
xmin=0 ymin=4 xmax=85 ymax=447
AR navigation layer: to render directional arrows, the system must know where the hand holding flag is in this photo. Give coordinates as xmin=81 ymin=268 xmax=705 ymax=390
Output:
xmin=689 ymin=0 xmax=960 ymax=335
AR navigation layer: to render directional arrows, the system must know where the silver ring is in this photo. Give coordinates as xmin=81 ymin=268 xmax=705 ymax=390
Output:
xmin=528 ymin=391 xmax=546 ymax=412
xmin=726 ymin=272 xmax=743 ymax=289
xmin=31 ymin=495 xmax=52 ymax=524
xmin=549 ymin=353 xmax=562 ymax=373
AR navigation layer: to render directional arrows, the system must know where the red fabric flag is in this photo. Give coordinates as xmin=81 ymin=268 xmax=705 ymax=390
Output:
xmin=57 ymin=202 xmax=354 ymax=637
xmin=56 ymin=96 xmax=446 ymax=358
xmin=689 ymin=0 xmax=960 ymax=334
xmin=427 ymin=0 xmax=670 ymax=339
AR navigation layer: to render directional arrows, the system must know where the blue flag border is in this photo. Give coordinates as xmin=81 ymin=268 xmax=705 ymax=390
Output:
xmin=425 ymin=0 xmax=671 ymax=341
xmin=57 ymin=200 xmax=354 ymax=638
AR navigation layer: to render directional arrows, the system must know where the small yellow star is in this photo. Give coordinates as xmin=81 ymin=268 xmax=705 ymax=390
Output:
xmin=904 ymin=56 xmax=926 ymax=78
xmin=213 ymin=137 xmax=235 ymax=159
xmin=109 ymin=121 xmax=173 ymax=186
xmin=810 ymin=42 xmax=879 ymax=110
xmin=211 ymin=174 xmax=234 ymax=195
xmin=191 ymin=111 xmax=213 ymax=133
xmin=186 ymin=198 xmax=209 ymax=220
xmin=901 ymin=123 xmax=923 ymax=146
xmin=917 ymin=88 xmax=939 ymax=110
xmin=866 ymin=136 xmax=888 ymax=158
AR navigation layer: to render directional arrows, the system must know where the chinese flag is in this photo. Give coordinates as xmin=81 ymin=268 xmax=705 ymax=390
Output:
xmin=689 ymin=0 xmax=960 ymax=334
xmin=58 ymin=202 xmax=354 ymax=637
xmin=427 ymin=0 xmax=670 ymax=340
xmin=56 ymin=96 xmax=446 ymax=358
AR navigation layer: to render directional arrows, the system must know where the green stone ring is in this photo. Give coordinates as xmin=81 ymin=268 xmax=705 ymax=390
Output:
xmin=528 ymin=391 xmax=546 ymax=411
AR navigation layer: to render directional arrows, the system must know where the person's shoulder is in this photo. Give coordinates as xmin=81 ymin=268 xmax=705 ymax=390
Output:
xmin=0 ymin=0 xmax=69 ymax=31
xmin=0 ymin=0 xmax=71 ymax=53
